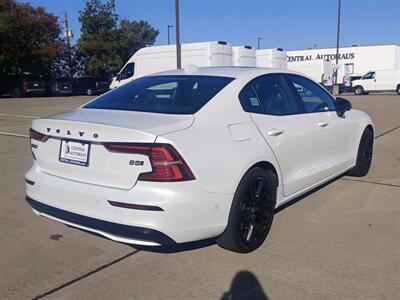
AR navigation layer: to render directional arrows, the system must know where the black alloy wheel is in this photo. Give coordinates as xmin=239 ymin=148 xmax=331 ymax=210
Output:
xmin=217 ymin=167 xmax=277 ymax=253
xmin=348 ymin=128 xmax=374 ymax=177
xmin=239 ymin=177 xmax=274 ymax=244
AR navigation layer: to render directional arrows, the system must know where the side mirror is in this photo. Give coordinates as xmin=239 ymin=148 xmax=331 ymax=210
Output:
xmin=116 ymin=73 xmax=121 ymax=81
xmin=335 ymin=97 xmax=352 ymax=117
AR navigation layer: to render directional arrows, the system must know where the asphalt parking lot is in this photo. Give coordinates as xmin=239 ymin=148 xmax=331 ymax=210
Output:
xmin=0 ymin=94 xmax=399 ymax=300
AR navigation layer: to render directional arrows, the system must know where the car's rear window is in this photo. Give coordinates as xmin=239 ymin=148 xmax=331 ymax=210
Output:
xmin=84 ymin=75 xmax=234 ymax=114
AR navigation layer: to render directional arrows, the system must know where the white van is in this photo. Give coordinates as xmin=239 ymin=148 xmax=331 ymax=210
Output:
xmin=256 ymin=48 xmax=288 ymax=70
xmin=351 ymin=69 xmax=400 ymax=95
xmin=110 ymin=41 xmax=233 ymax=89
xmin=232 ymin=45 xmax=256 ymax=66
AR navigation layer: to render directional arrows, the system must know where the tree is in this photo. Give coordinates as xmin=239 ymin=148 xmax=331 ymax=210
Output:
xmin=52 ymin=45 xmax=86 ymax=78
xmin=77 ymin=0 xmax=122 ymax=77
xmin=0 ymin=0 xmax=63 ymax=77
xmin=77 ymin=0 xmax=159 ymax=78
xmin=0 ymin=0 xmax=16 ymax=75
xmin=118 ymin=20 xmax=159 ymax=63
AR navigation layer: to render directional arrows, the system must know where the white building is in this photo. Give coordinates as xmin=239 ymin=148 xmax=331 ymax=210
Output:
xmin=286 ymin=44 xmax=400 ymax=84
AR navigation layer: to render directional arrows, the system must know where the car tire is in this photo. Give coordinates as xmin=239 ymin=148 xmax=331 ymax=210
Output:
xmin=87 ymin=89 xmax=92 ymax=96
xmin=396 ymin=85 xmax=400 ymax=95
xmin=217 ymin=167 xmax=277 ymax=253
xmin=347 ymin=128 xmax=374 ymax=177
xmin=354 ymin=86 xmax=364 ymax=95
xmin=12 ymin=88 xmax=21 ymax=98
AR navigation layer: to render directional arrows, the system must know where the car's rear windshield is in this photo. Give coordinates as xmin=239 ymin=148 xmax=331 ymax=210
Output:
xmin=84 ymin=75 xmax=234 ymax=114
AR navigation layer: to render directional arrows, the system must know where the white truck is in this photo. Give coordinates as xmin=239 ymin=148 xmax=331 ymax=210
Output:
xmin=256 ymin=48 xmax=288 ymax=70
xmin=287 ymin=58 xmax=334 ymax=85
xmin=351 ymin=69 xmax=400 ymax=95
xmin=233 ymin=46 xmax=290 ymax=69
xmin=110 ymin=41 xmax=233 ymax=89
xmin=232 ymin=45 xmax=256 ymax=66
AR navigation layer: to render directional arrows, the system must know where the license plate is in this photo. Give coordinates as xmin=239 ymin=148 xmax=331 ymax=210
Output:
xmin=34 ymin=83 xmax=38 ymax=87
xmin=59 ymin=140 xmax=90 ymax=167
xmin=64 ymin=86 xmax=69 ymax=89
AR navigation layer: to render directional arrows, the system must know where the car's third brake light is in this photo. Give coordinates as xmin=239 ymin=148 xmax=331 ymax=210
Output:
xmin=103 ymin=143 xmax=195 ymax=182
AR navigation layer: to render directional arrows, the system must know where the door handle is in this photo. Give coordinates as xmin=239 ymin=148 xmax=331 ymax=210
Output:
xmin=267 ymin=129 xmax=284 ymax=136
xmin=318 ymin=121 xmax=329 ymax=128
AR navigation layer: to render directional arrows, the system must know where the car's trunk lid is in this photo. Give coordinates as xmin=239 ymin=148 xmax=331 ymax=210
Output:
xmin=31 ymin=109 xmax=194 ymax=189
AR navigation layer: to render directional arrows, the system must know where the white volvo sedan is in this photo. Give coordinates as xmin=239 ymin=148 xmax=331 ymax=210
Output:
xmin=25 ymin=67 xmax=374 ymax=253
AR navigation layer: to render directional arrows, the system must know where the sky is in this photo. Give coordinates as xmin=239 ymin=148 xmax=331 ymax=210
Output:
xmin=25 ymin=0 xmax=399 ymax=50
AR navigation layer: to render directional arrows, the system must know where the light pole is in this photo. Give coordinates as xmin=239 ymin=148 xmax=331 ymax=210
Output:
xmin=64 ymin=10 xmax=74 ymax=79
xmin=175 ymin=0 xmax=181 ymax=69
xmin=167 ymin=25 xmax=174 ymax=45
xmin=257 ymin=37 xmax=262 ymax=50
xmin=64 ymin=11 xmax=72 ymax=48
xmin=333 ymin=0 xmax=341 ymax=94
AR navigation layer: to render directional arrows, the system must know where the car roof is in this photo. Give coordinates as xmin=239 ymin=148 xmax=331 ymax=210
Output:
xmin=149 ymin=66 xmax=303 ymax=79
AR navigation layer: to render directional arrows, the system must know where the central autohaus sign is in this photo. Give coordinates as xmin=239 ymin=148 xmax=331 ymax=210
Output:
xmin=287 ymin=52 xmax=355 ymax=62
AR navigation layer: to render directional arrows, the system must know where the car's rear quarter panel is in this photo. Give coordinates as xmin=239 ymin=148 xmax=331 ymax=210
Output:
xmin=157 ymin=76 xmax=282 ymax=198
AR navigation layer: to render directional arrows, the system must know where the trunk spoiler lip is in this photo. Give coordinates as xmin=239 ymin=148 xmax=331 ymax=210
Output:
xmin=31 ymin=118 xmax=156 ymax=143
xmin=33 ymin=109 xmax=195 ymax=139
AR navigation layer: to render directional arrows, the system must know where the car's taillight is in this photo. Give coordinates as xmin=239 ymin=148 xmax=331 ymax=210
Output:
xmin=103 ymin=143 xmax=195 ymax=182
xmin=22 ymin=80 xmax=28 ymax=88
xmin=29 ymin=128 xmax=50 ymax=142
xmin=29 ymin=128 xmax=50 ymax=160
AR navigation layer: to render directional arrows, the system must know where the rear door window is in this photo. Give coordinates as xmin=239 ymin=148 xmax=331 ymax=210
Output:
xmin=238 ymin=83 xmax=263 ymax=113
xmin=252 ymin=75 xmax=299 ymax=115
xmin=84 ymin=75 xmax=234 ymax=114
xmin=239 ymin=74 xmax=300 ymax=115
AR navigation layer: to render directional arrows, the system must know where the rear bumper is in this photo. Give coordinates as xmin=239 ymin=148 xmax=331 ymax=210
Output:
xmin=53 ymin=90 xmax=73 ymax=95
xmin=26 ymin=88 xmax=46 ymax=94
xmin=25 ymin=165 xmax=232 ymax=245
xmin=26 ymin=196 xmax=175 ymax=246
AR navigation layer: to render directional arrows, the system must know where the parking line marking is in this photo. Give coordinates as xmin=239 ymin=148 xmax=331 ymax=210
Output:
xmin=0 ymin=132 xmax=29 ymax=138
xmin=0 ymin=125 xmax=30 ymax=130
xmin=32 ymin=250 xmax=140 ymax=300
xmin=375 ymin=124 xmax=400 ymax=139
xmin=43 ymin=107 xmax=71 ymax=110
xmin=341 ymin=178 xmax=400 ymax=188
xmin=0 ymin=113 xmax=39 ymax=118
